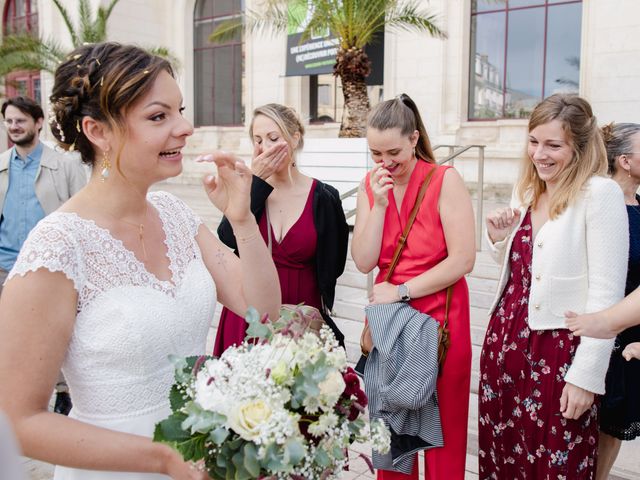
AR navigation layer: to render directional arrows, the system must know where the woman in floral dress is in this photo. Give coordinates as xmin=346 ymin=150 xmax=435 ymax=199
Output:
xmin=478 ymin=94 xmax=629 ymax=479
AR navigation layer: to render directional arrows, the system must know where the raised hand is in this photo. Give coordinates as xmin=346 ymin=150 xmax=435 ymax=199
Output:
xmin=198 ymin=152 xmax=252 ymax=224
xmin=486 ymin=207 xmax=521 ymax=244
xmin=251 ymin=142 xmax=288 ymax=180
xmin=369 ymin=163 xmax=393 ymax=208
xmin=565 ymin=311 xmax=617 ymax=339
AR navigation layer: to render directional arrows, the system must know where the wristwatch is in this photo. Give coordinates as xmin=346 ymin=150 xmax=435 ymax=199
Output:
xmin=398 ymin=283 xmax=411 ymax=302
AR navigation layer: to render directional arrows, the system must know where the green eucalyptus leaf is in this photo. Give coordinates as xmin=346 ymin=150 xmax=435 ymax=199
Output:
xmin=181 ymin=401 xmax=223 ymax=433
xmin=209 ymin=427 xmax=230 ymax=445
xmin=263 ymin=443 xmax=284 ymax=471
xmin=232 ymin=449 xmax=252 ymax=480
xmin=315 ymin=447 xmax=331 ymax=467
xmin=284 ymin=438 xmax=306 ymax=466
xmin=154 ymin=412 xmax=190 ymax=442
xmin=228 ymin=435 xmax=244 ymax=451
xmin=245 ymin=320 xmax=271 ymax=340
xmin=332 ymin=444 xmax=346 ymax=460
xmin=243 ymin=442 xmax=261 ymax=477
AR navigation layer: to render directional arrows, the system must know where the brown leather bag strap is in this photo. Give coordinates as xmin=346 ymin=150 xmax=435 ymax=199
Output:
xmin=384 ymin=166 xmax=437 ymax=282
xmin=442 ymin=285 xmax=453 ymax=329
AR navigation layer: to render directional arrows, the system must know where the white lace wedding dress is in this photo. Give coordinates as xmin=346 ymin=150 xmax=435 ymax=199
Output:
xmin=10 ymin=192 xmax=217 ymax=479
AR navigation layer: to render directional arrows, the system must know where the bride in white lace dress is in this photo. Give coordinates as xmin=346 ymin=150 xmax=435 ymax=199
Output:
xmin=0 ymin=43 xmax=281 ymax=479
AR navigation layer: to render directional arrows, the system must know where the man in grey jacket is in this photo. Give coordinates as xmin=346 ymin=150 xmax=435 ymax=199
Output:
xmin=0 ymin=96 xmax=86 ymax=415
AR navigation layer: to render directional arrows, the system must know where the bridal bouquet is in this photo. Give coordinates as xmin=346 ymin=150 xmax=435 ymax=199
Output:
xmin=154 ymin=306 xmax=390 ymax=479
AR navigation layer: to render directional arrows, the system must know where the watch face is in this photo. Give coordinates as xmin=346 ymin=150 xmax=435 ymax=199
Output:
xmin=398 ymin=284 xmax=410 ymax=301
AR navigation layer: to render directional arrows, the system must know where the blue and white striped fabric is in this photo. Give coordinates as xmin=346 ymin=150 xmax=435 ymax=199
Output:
xmin=363 ymin=302 xmax=443 ymax=474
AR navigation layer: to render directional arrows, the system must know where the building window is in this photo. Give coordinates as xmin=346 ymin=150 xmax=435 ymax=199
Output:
xmin=3 ymin=0 xmax=38 ymax=35
xmin=310 ymin=74 xmax=342 ymax=124
xmin=309 ymin=74 xmax=383 ymax=124
xmin=193 ymin=0 xmax=244 ymax=127
xmin=3 ymin=0 xmax=41 ymax=102
xmin=469 ymin=0 xmax=582 ymax=120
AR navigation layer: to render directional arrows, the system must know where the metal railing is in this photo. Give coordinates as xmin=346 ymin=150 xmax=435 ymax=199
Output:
xmin=340 ymin=144 xmax=486 ymax=250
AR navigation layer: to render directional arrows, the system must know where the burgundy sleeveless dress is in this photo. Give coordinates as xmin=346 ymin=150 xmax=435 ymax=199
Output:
xmin=213 ymin=180 xmax=321 ymax=356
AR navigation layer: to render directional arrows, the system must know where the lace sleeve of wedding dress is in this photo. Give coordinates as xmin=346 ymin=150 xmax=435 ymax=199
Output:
xmin=7 ymin=214 xmax=84 ymax=293
xmin=150 ymin=191 xmax=203 ymax=236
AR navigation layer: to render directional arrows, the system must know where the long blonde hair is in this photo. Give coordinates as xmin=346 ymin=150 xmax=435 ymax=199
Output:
xmin=515 ymin=94 xmax=607 ymax=218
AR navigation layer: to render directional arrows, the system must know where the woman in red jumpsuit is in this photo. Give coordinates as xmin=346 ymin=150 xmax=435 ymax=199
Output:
xmin=352 ymin=94 xmax=476 ymax=480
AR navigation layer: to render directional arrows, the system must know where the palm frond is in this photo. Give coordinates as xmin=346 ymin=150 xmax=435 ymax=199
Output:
xmin=52 ymin=0 xmax=79 ymax=46
xmin=95 ymin=9 xmax=108 ymax=41
xmin=78 ymin=0 xmax=97 ymax=43
xmin=102 ymin=0 xmax=121 ymax=21
xmin=0 ymin=34 xmax=66 ymax=75
xmin=385 ymin=1 xmax=447 ymax=39
xmin=208 ymin=16 xmax=245 ymax=44
xmin=147 ymin=46 xmax=181 ymax=71
xmin=95 ymin=0 xmax=121 ymax=40
xmin=209 ymin=3 xmax=288 ymax=44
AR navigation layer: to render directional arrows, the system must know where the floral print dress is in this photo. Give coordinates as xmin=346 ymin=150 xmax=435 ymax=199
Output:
xmin=478 ymin=211 xmax=599 ymax=480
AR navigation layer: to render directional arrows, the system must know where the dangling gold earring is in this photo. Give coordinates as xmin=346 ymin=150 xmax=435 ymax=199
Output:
xmin=101 ymin=150 xmax=111 ymax=182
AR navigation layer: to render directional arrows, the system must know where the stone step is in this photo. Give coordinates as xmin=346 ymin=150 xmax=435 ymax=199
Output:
xmin=337 ymin=268 xmax=369 ymax=290
xmin=469 ymin=290 xmax=495 ymax=310
xmin=466 ymin=275 xmax=499 ymax=294
xmin=470 ymin=260 xmax=501 ymax=281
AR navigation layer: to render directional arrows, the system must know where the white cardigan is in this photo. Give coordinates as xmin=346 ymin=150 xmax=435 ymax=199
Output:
xmin=487 ymin=176 xmax=629 ymax=394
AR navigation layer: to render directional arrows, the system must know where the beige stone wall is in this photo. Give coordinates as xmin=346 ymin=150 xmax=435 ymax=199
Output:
xmin=581 ymin=0 xmax=640 ymax=123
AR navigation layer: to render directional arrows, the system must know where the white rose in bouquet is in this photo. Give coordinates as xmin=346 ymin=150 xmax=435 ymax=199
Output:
xmin=227 ymin=399 xmax=273 ymax=442
xmin=318 ymin=370 xmax=346 ymax=409
xmin=154 ymin=307 xmax=391 ymax=479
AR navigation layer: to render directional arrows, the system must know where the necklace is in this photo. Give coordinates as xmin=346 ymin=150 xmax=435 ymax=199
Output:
xmin=106 ymin=202 xmax=149 ymax=261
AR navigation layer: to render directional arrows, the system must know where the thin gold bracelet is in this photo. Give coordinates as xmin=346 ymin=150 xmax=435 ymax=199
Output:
xmin=237 ymin=231 xmax=259 ymax=244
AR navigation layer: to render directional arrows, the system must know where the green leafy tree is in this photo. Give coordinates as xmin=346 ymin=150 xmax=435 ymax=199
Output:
xmin=210 ymin=0 xmax=446 ymax=138
xmin=0 ymin=0 xmax=175 ymax=79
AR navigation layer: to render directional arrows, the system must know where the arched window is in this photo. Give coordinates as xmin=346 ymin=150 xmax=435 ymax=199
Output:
xmin=3 ymin=0 xmax=41 ymax=102
xmin=193 ymin=0 xmax=244 ymax=127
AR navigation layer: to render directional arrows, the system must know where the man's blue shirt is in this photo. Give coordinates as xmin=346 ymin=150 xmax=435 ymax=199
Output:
xmin=0 ymin=143 xmax=46 ymax=271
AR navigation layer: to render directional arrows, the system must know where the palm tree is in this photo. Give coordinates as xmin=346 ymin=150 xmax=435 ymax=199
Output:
xmin=210 ymin=0 xmax=446 ymax=137
xmin=0 ymin=0 xmax=175 ymax=78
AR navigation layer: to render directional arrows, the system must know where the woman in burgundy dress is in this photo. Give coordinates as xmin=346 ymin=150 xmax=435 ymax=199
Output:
xmin=479 ymin=94 xmax=629 ymax=479
xmin=214 ymin=104 xmax=349 ymax=355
